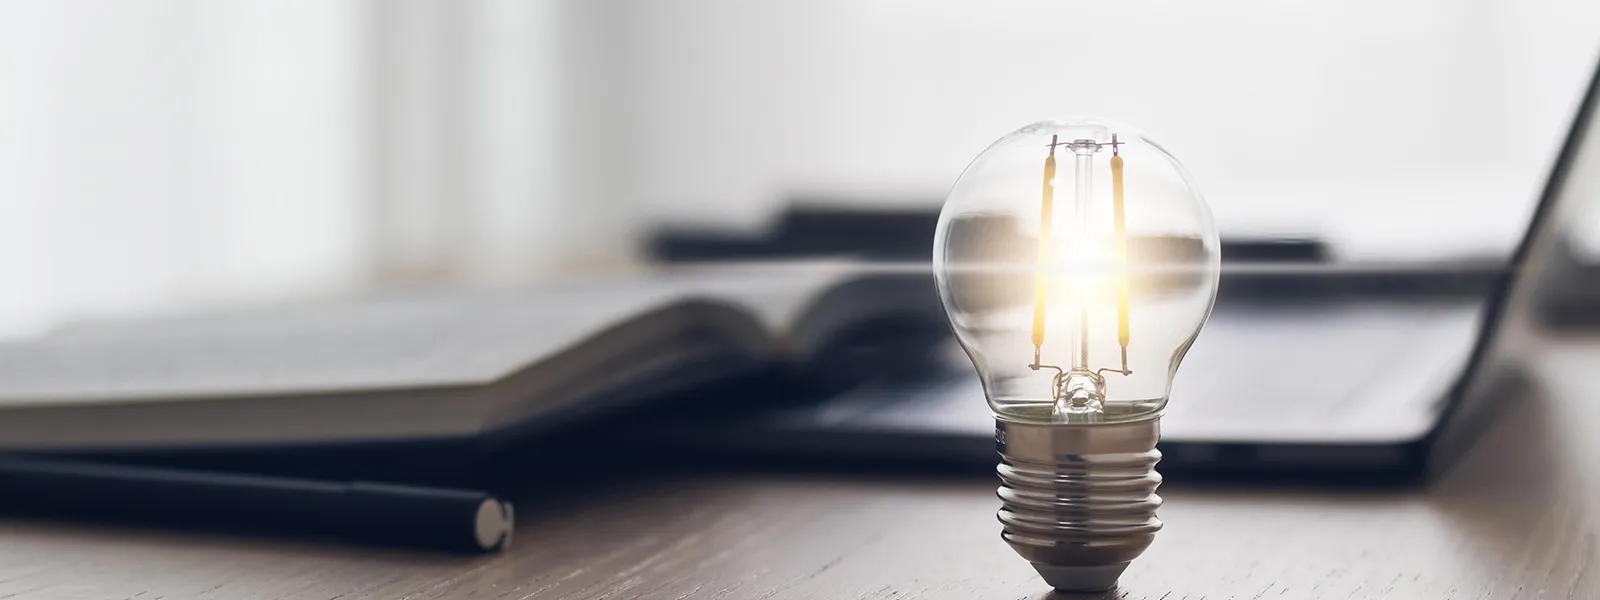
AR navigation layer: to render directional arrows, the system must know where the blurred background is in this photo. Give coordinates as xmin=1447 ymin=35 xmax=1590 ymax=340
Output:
xmin=2 ymin=0 xmax=1598 ymax=338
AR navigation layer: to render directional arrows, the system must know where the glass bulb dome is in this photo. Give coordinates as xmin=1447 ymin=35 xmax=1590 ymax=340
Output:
xmin=933 ymin=117 xmax=1220 ymax=424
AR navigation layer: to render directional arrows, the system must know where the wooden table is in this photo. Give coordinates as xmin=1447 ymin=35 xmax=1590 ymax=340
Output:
xmin=3 ymin=339 xmax=1598 ymax=600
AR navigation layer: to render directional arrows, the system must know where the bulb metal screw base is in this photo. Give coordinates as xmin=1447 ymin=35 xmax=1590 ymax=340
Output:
xmin=995 ymin=416 xmax=1163 ymax=593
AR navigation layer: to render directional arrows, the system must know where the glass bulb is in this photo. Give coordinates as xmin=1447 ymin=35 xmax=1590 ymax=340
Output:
xmin=933 ymin=117 xmax=1220 ymax=424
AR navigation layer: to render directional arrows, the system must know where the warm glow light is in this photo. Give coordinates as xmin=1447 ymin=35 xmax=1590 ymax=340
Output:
xmin=1046 ymin=233 xmax=1118 ymax=301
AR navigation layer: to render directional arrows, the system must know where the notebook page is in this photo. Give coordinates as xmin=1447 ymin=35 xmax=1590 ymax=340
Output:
xmin=0 ymin=280 xmax=701 ymax=406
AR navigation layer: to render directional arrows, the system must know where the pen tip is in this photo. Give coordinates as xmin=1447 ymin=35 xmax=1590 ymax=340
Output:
xmin=474 ymin=498 xmax=514 ymax=551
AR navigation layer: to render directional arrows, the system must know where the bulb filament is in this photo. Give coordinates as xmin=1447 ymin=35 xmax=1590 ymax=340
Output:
xmin=1031 ymin=133 xmax=1133 ymax=410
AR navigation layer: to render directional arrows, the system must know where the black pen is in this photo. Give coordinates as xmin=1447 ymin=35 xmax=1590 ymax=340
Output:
xmin=0 ymin=455 xmax=513 ymax=553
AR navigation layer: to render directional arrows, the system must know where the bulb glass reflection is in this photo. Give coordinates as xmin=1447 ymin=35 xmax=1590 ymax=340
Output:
xmin=933 ymin=117 xmax=1220 ymax=424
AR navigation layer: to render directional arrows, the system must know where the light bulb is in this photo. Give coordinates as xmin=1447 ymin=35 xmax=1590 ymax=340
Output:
xmin=932 ymin=117 xmax=1220 ymax=592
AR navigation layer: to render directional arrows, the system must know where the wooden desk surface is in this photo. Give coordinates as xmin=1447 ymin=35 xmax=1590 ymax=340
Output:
xmin=3 ymin=340 xmax=1598 ymax=600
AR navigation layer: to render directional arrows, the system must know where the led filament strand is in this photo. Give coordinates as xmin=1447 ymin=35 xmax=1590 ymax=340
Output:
xmin=1110 ymin=137 xmax=1130 ymax=369
xmin=1031 ymin=135 xmax=1133 ymax=399
xmin=1030 ymin=137 xmax=1058 ymax=364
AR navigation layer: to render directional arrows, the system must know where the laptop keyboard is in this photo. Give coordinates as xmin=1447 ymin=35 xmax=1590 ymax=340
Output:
xmin=1168 ymin=304 xmax=1461 ymax=423
xmin=796 ymin=301 xmax=1485 ymax=436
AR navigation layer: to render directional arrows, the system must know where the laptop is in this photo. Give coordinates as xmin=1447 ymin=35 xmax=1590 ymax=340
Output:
xmin=652 ymin=55 xmax=1600 ymax=479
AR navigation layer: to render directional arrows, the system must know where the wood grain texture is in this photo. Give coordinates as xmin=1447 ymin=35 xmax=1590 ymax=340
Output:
xmin=2 ymin=339 xmax=1599 ymax=600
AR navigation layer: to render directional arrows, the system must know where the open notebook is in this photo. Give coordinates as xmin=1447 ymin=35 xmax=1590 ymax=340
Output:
xmin=0 ymin=265 xmax=941 ymax=451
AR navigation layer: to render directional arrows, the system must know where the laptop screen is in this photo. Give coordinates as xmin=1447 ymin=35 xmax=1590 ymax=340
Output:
xmin=1461 ymin=54 xmax=1600 ymax=409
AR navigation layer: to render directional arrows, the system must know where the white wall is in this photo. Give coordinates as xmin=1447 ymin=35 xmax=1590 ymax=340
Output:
xmin=0 ymin=1 xmax=364 ymax=337
xmin=0 ymin=0 xmax=601 ymax=337
xmin=617 ymin=0 xmax=1600 ymax=259
xmin=319 ymin=0 xmax=631 ymax=283
xmin=0 ymin=0 xmax=1596 ymax=337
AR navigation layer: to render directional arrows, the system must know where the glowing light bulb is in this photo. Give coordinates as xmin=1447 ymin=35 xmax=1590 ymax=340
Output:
xmin=932 ymin=117 xmax=1220 ymax=592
